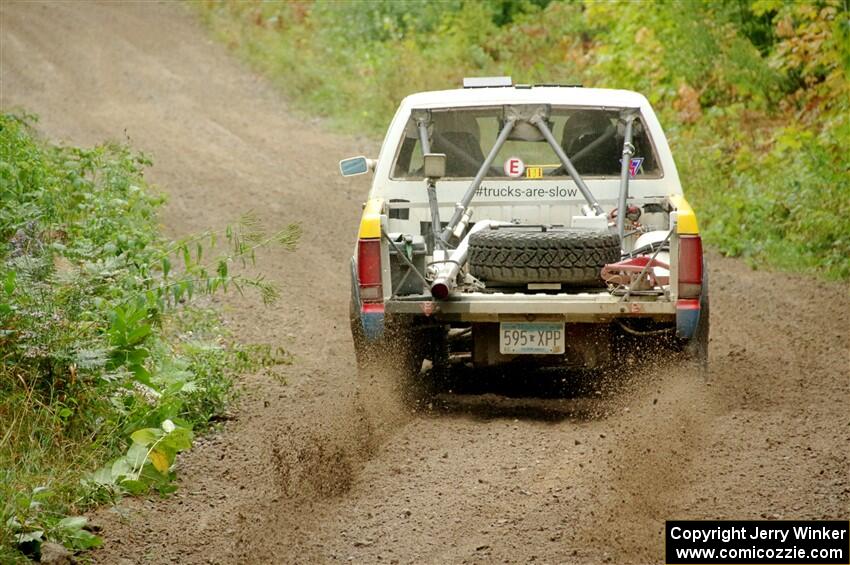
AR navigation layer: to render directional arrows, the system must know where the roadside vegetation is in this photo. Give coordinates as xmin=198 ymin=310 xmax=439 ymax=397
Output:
xmin=0 ymin=114 xmax=296 ymax=562
xmin=198 ymin=0 xmax=849 ymax=280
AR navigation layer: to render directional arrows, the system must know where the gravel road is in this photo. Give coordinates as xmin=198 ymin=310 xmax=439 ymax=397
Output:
xmin=2 ymin=2 xmax=847 ymax=564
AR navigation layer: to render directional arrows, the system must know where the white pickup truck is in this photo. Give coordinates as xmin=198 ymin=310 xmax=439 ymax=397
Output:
xmin=341 ymin=78 xmax=708 ymax=381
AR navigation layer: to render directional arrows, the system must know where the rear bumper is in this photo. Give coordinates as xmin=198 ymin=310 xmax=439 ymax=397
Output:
xmin=386 ymin=291 xmax=677 ymax=323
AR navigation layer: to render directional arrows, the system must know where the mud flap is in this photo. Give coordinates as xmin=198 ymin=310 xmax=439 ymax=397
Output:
xmin=351 ymin=257 xmax=385 ymax=341
xmin=360 ymin=307 xmax=385 ymax=341
xmin=675 ymin=299 xmax=701 ymax=340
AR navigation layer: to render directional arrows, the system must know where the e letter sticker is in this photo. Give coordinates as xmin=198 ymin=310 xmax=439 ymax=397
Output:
xmin=504 ymin=157 xmax=525 ymax=178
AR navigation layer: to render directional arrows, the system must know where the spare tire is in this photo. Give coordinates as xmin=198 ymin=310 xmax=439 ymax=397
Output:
xmin=468 ymin=228 xmax=621 ymax=286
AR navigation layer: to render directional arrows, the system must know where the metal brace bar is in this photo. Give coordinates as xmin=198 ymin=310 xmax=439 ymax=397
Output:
xmin=414 ymin=112 xmax=444 ymax=251
xmin=617 ymin=111 xmax=637 ymax=244
xmin=416 ymin=116 xmax=431 ymax=155
xmin=440 ymin=117 xmax=516 ymax=243
xmin=531 ymin=115 xmax=604 ymax=216
xmin=426 ymin=178 xmax=443 ymax=251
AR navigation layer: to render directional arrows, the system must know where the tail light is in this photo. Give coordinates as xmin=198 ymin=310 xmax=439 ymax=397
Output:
xmin=357 ymin=238 xmax=383 ymax=303
xmin=678 ymin=234 xmax=703 ymax=298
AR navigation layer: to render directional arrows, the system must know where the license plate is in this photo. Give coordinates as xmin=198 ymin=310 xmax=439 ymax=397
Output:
xmin=499 ymin=322 xmax=565 ymax=355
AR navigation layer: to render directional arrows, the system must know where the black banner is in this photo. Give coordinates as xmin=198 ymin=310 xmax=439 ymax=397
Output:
xmin=666 ymin=520 xmax=849 ymax=564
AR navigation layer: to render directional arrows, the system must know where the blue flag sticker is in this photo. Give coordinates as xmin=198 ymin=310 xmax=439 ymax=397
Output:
xmin=629 ymin=157 xmax=644 ymax=177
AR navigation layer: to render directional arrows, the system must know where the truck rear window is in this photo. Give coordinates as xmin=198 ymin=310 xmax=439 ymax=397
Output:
xmin=391 ymin=107 xmax=662 ymax=180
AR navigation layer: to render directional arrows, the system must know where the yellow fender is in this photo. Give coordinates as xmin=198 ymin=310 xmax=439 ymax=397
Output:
xmin=358 ymin=198 xmax=384 ymax=239
xmin=669 ymin=194 xmax=699 ymax=235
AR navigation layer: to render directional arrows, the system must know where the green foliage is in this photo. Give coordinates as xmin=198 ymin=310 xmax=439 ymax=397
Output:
xmin=88 ymin=419 xmax=193 ymax=497
xmin=0 ymin=113 xmax=296 ymax=559
xmin=199 ymin=0 xmax=849 ymax=279
xmin=4 ymin=488 xmax=101 ymax=557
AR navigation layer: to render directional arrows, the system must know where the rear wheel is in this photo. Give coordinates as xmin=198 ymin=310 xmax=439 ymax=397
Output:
xmin=350 ymin=306 xmax=424 ymax=390
xmin=349 ymin=301 xmax=375 ymax=369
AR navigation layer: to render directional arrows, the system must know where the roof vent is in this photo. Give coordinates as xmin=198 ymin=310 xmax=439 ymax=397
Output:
xmin=463 ymin=76 xmax=512 ymax=88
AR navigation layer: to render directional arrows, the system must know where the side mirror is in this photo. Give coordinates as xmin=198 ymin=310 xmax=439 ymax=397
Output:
xmin=339 ymin=156 xmax=373 ymax=177
xmin=423 ymin=153 xmax=446 ymax=180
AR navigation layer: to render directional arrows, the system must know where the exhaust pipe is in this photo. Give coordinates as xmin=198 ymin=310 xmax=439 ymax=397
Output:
xmin=430 ymin=279 xmax=452 ymax=300
xmin=430 ymin=220 xmax=508 ymax=299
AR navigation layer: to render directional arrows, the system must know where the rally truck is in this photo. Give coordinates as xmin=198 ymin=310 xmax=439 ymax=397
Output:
xmin=341 ymin=78 xmax=708 ymax=381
